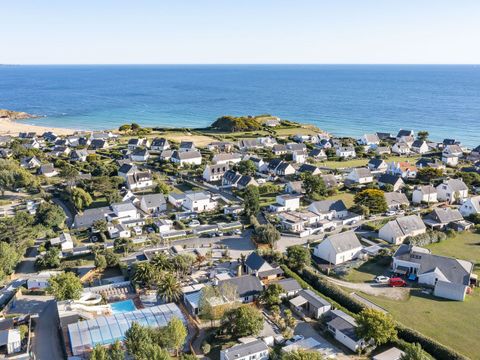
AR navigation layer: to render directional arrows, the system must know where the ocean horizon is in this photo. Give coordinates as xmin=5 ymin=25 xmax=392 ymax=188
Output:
xmin=1 ymin=64 xmax=479 ymax=147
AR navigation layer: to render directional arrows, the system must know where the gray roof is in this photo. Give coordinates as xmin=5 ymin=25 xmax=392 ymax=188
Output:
xmin=384 ymin=215 xmax=426 ymax=237
xmin=321 ymin=174 xmax=337 ymax=188
xmin=415 ymin=185 xmax=436 ymax=194
xmin=378 ymin=174 xmax=403 ymax=186
xmin=351 ymin=167 xmax=372 ymax=178
xmin=74 ymin=206 xmax=110 ymax=228
xmin=173 ymin=150 xmax=202 ymax=160
xmin=185 ymin=191 xmax=210 ymax=201
xmin=442 ymin=179 xmax=468 ymax=192
xmin=310 ymin=199 xmax=347 ymax=214
xmin=429 ymin=208 xmax=463 ymax=224
xmin=223 ymin=340 xmax=268 ymax=360
xmin=219 ymin=275 xmax=263 ymax=298
xmin=245 ymin=252 xmax=269 ymax=271
xmin=324 ymin=231 xmax=362 ymax=253
xmin=141 ymin=194 xmax=166 ymax=209
xmin=297 ymin=289 xmax=330 ymax=308
xmin=384 ymin=192 xmax=409 ymax=207
xmin=327 ymin=310 xmax=360 ymax=341
xmin=276 ymin=278 xmax=302 ymax=293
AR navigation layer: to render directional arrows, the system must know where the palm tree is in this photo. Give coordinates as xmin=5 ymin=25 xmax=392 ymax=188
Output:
xmin=156 ymin=272 xmax=182 ymax=303
xmin=132 ymin=262 xmax=156 ymax=287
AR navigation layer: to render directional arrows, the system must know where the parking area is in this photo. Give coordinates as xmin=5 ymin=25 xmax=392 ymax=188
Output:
xmin=293 ymin=321 xmax=347 ymax=359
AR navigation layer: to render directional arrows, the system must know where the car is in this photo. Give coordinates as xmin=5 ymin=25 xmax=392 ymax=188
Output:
xmin=389 ymin=277 xmax=407 ymax=287
xmin=189 ymin=220 xmax=200 ymax=227
xmin=396 ymin=210 xmax=405 ymax=215
xmin=374 ymin=275 xmax=390 ymax=283
xmin=146 ymin=227 xmax=156 ymax=234
xmin=285 ymin=335 xmax=304 ymax=346
xmin=216 ymin=232 xmax=224 ymax=237
xmin=234 ymin=229 xmax=242 ymax=235
xmin=385 ymin=210 xmax=396 ymax=216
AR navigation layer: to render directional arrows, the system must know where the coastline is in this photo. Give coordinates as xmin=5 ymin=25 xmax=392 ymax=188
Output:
xmin=0 ymin=117 xmax=77 ymax=136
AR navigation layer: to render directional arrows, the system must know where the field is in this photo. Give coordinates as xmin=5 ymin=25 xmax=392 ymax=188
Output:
xmin=160 ymin=131 xmax=217 ymax=147
xmin=353 ymin=232 xmax=480 ymax=359
xmin=317 ymin=155 xmax=420 ymax=169
xmin=324 ymin=191 xmax=355 ymax=208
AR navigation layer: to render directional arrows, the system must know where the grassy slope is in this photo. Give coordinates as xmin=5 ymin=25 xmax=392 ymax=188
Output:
xmin=317 ymin=155 xmax=420 ymax=169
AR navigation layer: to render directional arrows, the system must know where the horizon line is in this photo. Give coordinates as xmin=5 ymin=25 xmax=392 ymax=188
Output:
xmin=2 ymin=63 xmax=480 ymax=66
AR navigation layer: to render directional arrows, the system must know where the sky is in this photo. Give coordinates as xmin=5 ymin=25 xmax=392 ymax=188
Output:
xmin=1 ymin=0 xmax=480 ymax=64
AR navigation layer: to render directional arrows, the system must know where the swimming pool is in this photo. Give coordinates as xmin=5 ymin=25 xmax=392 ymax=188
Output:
xmin=110 ymin=299 xmax=137 ymax=314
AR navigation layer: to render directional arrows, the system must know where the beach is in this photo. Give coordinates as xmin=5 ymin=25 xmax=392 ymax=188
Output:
xmin=0 ymin=117 xmax=76 ymax=136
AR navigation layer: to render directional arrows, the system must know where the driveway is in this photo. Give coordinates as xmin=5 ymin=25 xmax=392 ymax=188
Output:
xmin=14 ymin=245 xmax=38 ymax=278
xmin=293 ymin=321 xmax=348 ymax=359
xmin=52 ymin=197 xmax=75 ymax=228
xmin=325 ymin=276 xmax=409 ymax=301
xmin=32 ymin=300 xmax=64 ymax=360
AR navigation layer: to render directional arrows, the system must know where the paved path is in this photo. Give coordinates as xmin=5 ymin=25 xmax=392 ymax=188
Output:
xmin=32 ymin=300 xmax=64 ymax=360
xmin=52 ymin=197 xmax=74 ymax=228
xmin=325 ymin=276 xmax=409 ymax=301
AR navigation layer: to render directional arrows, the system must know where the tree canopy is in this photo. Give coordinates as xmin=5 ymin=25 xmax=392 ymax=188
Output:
xmin=221 ymin=305 xmax=263 ymax=338
xmin=47 ymin=272 xmax=83 ymax=300
xmin=355 ymin=308 xmax=397 ymax=345
xmin=354 ymin=189 xmax=388 ymax=214
xmin=286 ymin=245 xmax=311 ymax=271
xmin=210 ymin=115 xmax=262 ymax=132
xmin=243 ymin=185 xmax=260 ymax=217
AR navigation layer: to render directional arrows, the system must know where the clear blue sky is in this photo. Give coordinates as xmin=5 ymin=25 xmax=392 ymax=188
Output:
xmin=2 ymin=0 xmax=480 ymax=64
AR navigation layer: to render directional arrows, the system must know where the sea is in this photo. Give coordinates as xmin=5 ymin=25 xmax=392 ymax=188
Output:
xmin=1 ymin=65 xmax=479 ymax=147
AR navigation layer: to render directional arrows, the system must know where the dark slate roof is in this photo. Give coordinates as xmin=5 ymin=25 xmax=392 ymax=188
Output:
xmin=268 ymin=158 xmax=282 ymax=171
xmin=118 ymin=163 xmax=137 ymax=174
xmin=376 ymin=132 xmax=393 ymax=140
xmin=327 ymin=315 xmax=360 ymax=341
xmin=378 ymin=173 xmax=403 ymax=186
xmin=219 ymin=275 xmax=263 ymax=298
xmin=310 ymin=200 xmax=347 ymax=214
xmin=276 ymin=278 xmax=302 ymax=293
xmin=443 ymin=139 xmax=458 ymax=145
xmin=297 ymin=289 xmax=330 ymax=308
xmin=298 ymin=163 xmax=320 ymax=174
xmin=276 ymin=162 xmax=292 ymax=172
xmin=237 ymin=175 xmax=255 ymax=188
xmin=412 ymin=140 xmax=426 ymax=148
xmin=151 ymin=137 xmax=168 ymax=147
xmin=368 ymin=158 xmax=385 ymax=168
xmin=397 ymin=129 xmax=414 ymax=137
xmin=245 ymin=252 xmax=268 ymax=271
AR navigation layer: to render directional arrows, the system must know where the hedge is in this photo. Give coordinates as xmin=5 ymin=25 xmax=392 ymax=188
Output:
xmin=284 ymin=265 xmax=468 ymax=360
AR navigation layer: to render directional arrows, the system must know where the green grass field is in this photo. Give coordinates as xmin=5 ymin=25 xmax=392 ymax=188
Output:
xmin=324 ymin=192 xmax=355 ymax=208
xmin=316 ymin=155 xmax=420 ymax=169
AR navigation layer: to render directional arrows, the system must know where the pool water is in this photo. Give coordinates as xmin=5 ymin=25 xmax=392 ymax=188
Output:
xmin=110 ymin=299 xmax=137 ymax=314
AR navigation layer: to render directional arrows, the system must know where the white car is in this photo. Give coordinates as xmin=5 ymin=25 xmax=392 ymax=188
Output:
xmin=385 ymin=210 xmax=396 ymax=216
xmin=188 ymin=220 xmax=201 ymax=227
xmin=374 ymin=275 xmax=390 ymax=283
xmin=285 ymin=335 xmax=304 ymax=346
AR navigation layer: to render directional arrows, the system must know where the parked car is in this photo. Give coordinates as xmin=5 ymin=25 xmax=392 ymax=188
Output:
xmin=389 ymin=277 xmax=407 ymax=287
xmin=234 ymin=229 xmax=242 ymax=235
xmin=189 ymin=220 xmax=200 ymax=227
xmin=216 ymin=232 xmax=224 ymax=237
xmin=385 ymin=211 xmax=396 ymax=216
xmin=374 ymin=275 xmax=390 ymax=283
xmin=285 ymin=335 xmax=304 ymax=346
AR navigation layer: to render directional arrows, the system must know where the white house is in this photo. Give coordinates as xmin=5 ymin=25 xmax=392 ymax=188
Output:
xmin=292 ymin=150 xmax=307 ymax=164
xmin=126 ymin=171 xmax=153 ymax=191
xmin=50 ymin=232 xmax=74 ymax=251
xmin=412 ymin=185 xmax=438 ymax=204
xmin=345 ymin=168 xmax=373 ymax=184
xmin=27 ymin=271 xmax=63 ymax=290
xmin=378 ymin=215 xmax=426 ymax=245
xmin=150 ymin=138 xmax=170 ymax=152
xmin=139 ymin=194 xmax=167 ymax=214
xmin=443 ymin=144 xmax=463 ymax=157
xmin=436 ymin=178 xmax=469 ymax=204
xmin=183 ymin=191 xmax=217 ymax=213
xmin=308 ymin=200 xmax=348 ymax=220
xmin=0 ymin=329 xmax=22 ymax=354
xmin=130 ymin=148 xmax=150 ymax=162
xmin=391 ymin=142 xmax=411 ymax=155
xmin=384 ymin=192 xmax=409 ymax=210
xmin=327 ymin=310 xmax=367 ymax=352
xmin=336 ymin=147 xmax=356 ymax=158
xmin=289 ymin=289 xmax=331 ymax=319
xmin=442 ymin=154 xmax=459 ymax=167
xmin=212 ymin=153 xmax=242 ymax=165
xmin=313 ymin=231 xmax=363 ymax=265
xmin=460 ymin=196 xmax=480 ymax=217
xmin=387 ymin=161 xmax=417 ymax=179
xmin=203 ymin=163 xmax=230 ymax=182
xmin=411 ymin=140 xmax=429 ymax=154
xmin=269 ymin=194 xmax=301 ymax=212
xmin=220 ymin=339 xmax=269 ymax=360
xmin=358 ymin=133 xmax=380 ymax=147
xmin=171 ymin=150 xmax=202 ymax=167
xmin=367 ymin=158 xmax=388 ymax=173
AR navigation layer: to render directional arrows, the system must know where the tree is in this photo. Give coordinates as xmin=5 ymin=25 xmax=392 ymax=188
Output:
xmin=417 ymin=167 xmax=443 ymax=183
xmin=71 ymin=187 xmax=93 ymax=211
xmin=355 ymin=308 xmax=397 ymax=345
xmin=124 ymin=322 xmax=150 ymax=357
xmin=282 ymin=350 xmax=324 ymax=360
xmin=59 ymin=164 xmax=79 ymax=184
xmin=302 ymin=173 xmax=327 ymax=200
xmin=400 ymin=343 xmax=432 ymax=360
xmin=286 ymin=245 xmax=311 ymax=270
xmin=221 ymin=305 xmax=263 ymax=338
xmin=0 ymin=242 xmax=20 ymax=281
xmin=243 ymin=185 xmax=260 ymax=217
xmin=90 ymin=344 xmax=109 ymax=360
xmin=36 ymin=247 xmax=61 ymax=268
xmin=132 ymin=262 xmax=157 ymax=287
xmin=164 ymin=317 xmax=187 ymax=356
xmin=104 ymin=249 xmax=120 ymax=268
xmin=417 ymin=131 xmax=429 ymax=141
xmin=260 ymin=283 xmax=283 ymax=308
xmin=256 ymin=223 xmax=280 ymax=249
xmin=151 ymin=252 xmax=173 ymax=272
xmin=94 ymin=254 xmax=107 ymax=271
xmin=172 ymin=253 xmax=195 ymax=278
xmin=93 ymin=219 xmax=108 ymax=233
xmin=135 ymin=343 xmax=171 ymax=360
xmin=236 ymin=160 xmax=256 ymax=176
xmin=354 ymin=189 xmax=388 ymax=214
xmin=35 ymin=202 xmax=66 ymax=228
xmin=131 ymin=123 xmax=141 ymax=130
xmin=119 ymin=124 xmax=131 ymax=132
xmin=108 ymin=340 xmax=125 ymax=360
xmin=157 ymin=272 xmax=182 ymax=303
xmin=47 ymin=272 xmax=83 ymax=300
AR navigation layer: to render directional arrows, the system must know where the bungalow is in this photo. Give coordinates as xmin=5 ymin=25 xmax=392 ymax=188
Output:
xmin=222 ymin=170 xmax=258 ymax=189
xmin=313 ymin=231 xmax=363 ymax=265
xmin=70 ymin=149 xmax=89 ymax=162
xmin=459 ymin=195 xmax=480 ymax=217
xmin=118 ymin=163 xmax=138 ymax=179
xmin=108 ymin=223 xmax=131 ymax=239
xmin=373 ymin=348 xmax=405 ymax=360
xmin=436 ymin=178 xmax=468 ymax=204
xmin=38 ymin=163 xmax=58 ymax=177
xmin=21 ymin=156 xmax=41 ymax=169
xmin=244 ymin=252 xmax=283 ymax=281
xmin=278 ymin=211 xmax=329 ymax=235
xmin=309 ymin=148 xmax=327 ymax=160
xmin=203 ymin=163 xmax=230 ymax=182
xmin=127 ymin=138 xmax=149 ymax=150
xmin=179 ymin=141 xmax=196 ymax=152
xmin=220 ymin=339 xmax=269 ymax=360
xmin=391 ymin=142 xmax=411 ymax=155
xmin=345 ymin=167 xmax=373 ymax=184
xmin=218 ymin=275 xmax=264 ymax=303
xmin=378 ymin=215 xmax=426 ymax=245
xmin=368 ymin=158 xmax=388 ymax=173
xmin=378 ymin=174 xmax=405 ymax=192
xmin=168 ymin=193 xmax=186 ymax=208
xmin=393 ymin=245 xmax=474 ymax=301
xmin=183 ymin=191 xmax=217 ymax=213
xmin=150 ymin=137 xmax=170 ymax=152
xmin=237 ymin=139 xmax=264 ymax=151
xmin=416 ymin=157 xmax=445 ymax=170
xmin=130 ymin=148 xmax=150 ymax=162
xmin=292 ymin=150 xmax=306 ymax=164
xmin=375 ymin=146 xmax=391 ymax=155
xmin=268 ymin=160 xmax=295 ymax=177
xmin=297 ymin=163 xmax=321 ymax=176
xmin=139 ymin=194 xmax=167 ymax=214
xmin=396 ymin=129 xmax=414 ymax=141
xmin=336 ymin=147 xmax=356 ymax=158
xmin=384 ymin=192 xmax=409 ymax=210
xmin=442 ymin=153 xmax=460 ymax=166
xmin=411 ymin=140 xmax=429 ymax=154
xmin=126 ymin=171 xmax=153 ymax=191
xmin=412 ymin=185 xmax=438 ymax=204
xmin=289 ymin=289 xmax=331 ymax=319
xmin=90 ymin=139 xmax=107 ymax=150
xmin=387 ymin=161 xmax=417 ymax=179
xmin=272 ymin=144 xmax=288 ymax=155
xmin=212 ymin=153 xmax=242 ymax=165
xmin=285 ymin=180 xmax=304 ymax=194
xmin=269 ymin=194 xmax=301 ymax=212
xmin=171 ymin=150 xmax=202 ymax=167
xmin=443 ymin=144 xmax=463 ymax=157
xmin=308 ymin=199 xmax=348 ymax=220
xmin=276 ymin=278 xmax=303 ymax=298
xmin=358 ymin=133 xmax=380 ymax=147
xmin=50 ymin=232 xmax=74 ymax=251
xmin=207 ymin=141 xmax=234 ymax=152
xmin=287 ymin=142 xmax=307 ymax=153
xmin=27 ymin=271 xmax=63 ymax=290
xmin=423 ymin=208 xmax=471 ymax=231
xmin=23 ymin=138 xmax=41 ymax=149
xmin=326 ymin=310 xmax=367 ymax=352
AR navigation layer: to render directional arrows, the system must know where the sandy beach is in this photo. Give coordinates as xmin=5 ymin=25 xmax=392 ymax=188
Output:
xmin=0 ymin=117 xmax=77 ymax=136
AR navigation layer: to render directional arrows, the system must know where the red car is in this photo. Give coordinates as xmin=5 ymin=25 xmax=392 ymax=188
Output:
xmin=389 ymin=277 xmax=407 ymax=287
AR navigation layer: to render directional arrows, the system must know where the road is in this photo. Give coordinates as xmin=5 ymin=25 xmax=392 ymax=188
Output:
xmin=31 ymin=300 xmax=64 ymax=360
xmin=52 ymin=197 xmax=74 ymax=228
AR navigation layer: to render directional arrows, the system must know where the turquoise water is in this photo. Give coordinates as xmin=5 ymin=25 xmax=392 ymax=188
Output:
xmin=1 ymin=65 xmax=479 ymax=146
xmin=110 ymin=299 xmax=136 ymax=313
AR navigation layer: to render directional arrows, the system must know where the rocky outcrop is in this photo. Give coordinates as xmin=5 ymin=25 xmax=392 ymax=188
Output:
xmin=0 ymin=109 xmax=36 ymax=120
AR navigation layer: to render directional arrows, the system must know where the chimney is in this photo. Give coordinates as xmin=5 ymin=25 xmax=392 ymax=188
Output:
xmin=237 ymin=264 xmax=242 ymax=277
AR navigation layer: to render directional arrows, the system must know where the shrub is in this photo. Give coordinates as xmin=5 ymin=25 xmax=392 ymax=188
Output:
xmin=405 ymin=230 xmax=446 ymax=246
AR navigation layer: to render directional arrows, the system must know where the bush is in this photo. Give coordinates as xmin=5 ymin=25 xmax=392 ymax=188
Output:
xmin=405 ymin=230 xmax=447 ymax=246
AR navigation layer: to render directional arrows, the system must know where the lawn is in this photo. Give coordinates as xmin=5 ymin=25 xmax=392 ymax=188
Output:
xmin=273 ymin=125 xmax=320 ymax=136
xmin=324 ymin=192 xmax=355 ymax=208
xmin=317 ymin=155 xmax=420 ymax=169
xmin=344 ymin=260 xmax=388 ymax=283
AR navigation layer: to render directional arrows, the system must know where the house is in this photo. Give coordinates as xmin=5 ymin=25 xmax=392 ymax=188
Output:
xmin=358 ymin=133 xmax=380 ymax=147
xmin=179 ymin=141 xmax=196 ymax=152
xmin=387 ymin=161 xmax=417 ymax=178
xmin=268 ymin=160 xmax=295 ymax=176
xmin=118 ymin=163 xmax=138 ymax=179
xmin=272 ymin=144 xmax=288 ymax=155
xmin=391 ymin=142 xmax=411 ymax=155
xmin=443 ymin=144 xmax=463 ymax=157
xmin=269 ymin=194 xmax=301 ymax=212
xmin=442 ymin=153 xmax=459 ymax=166
xmin=459 ymin=196 xmax=480 ymax=217
xmin=218 ymin=275 xmax=264 ymax=303
xmin=0 ymin=328 xmax=22 ymax=354
xmin=90 ymin=139 xmax=107 ymax=150
xmin=375 ymin=146 xmax=391 ymax=155
xmin=368 ymin=158 xmax=388 ymax=173
xmin=50 ymin=145 xmax=71 ymax=157
xmin=384 ymin=192 xmax=409 ymax=210
xmin=436 ymin=178 xmax=468 ymax=204
xmin=321 ymin=174 xmax=338 ymax=189
xmin=287 ymin=142 xmax=307 ymax=154
xmin=412 ymin=185 xmax=438 ymax=204
xmin=168 ymin=193 xmax=186 ymax=208
xmin=127 ymin=138 xmax=149 ymax=150
xmin=372 ymin=347 xmax=405 ymax=360
xmin=336 ymin=147 xmax=356 ymax=158
xmin=378 ymin=174 xmax=405 ymax=191
xmin=244 ymin=252 xmax=283 ymax=281
xmin=289 ymin=289 xmax=331 ymax=319
xmin=292 ymin=150 xmax=306 ymax=164
xmin=27 ymin=270 xmax=63 ymax=290
xmin=50 ymin=232 xmax=74 ymax=251
xmin=278 ymin=211 xmax=328 ymax=235
xmin=183 ymin=191 xmax=217 ymax=213
xmin=285 ymin=180 xmax=304 ymax=194
xmin=171 ymin=150 xmax=202 ymax=166
xmin=222 ymin=170 xmax=258 ymax=189
xmin=70 ymin=149 xmax=89 ymax=162
xmin=416 ymin=157 xmax=445 ymax=170
xmin=393 ymin=245 xmax=474 ymax=301
xmin=345 ymin=167 xmax=373 ymax=184
xmin=313 ymin=231 xmax=363 ymax=265
xmin=220 ymin=339 xmax=269 ymax=360
xmin=423 ymin=208 xmax=471 ymax=231
xmin=376 ymin=132 xmax=393 ymax=141
xmin=411 ymin=140 xmax=429 ymax=154
xmin=21 ymin=156 xmax=41 ymax=169
xmin=309 ymin=148 xmax=327 ymax=160
xmin=249 ymin=157 xmax=267 ymax=172
xmin=396 ymin=129 xmax=414 ymax=141
xmin=23 ymin=138 xmax=41 ymax=149
xmin=297 ymin=163 xmax=321 ymax=176
xmin=203 ymin=163 xmax=230 ymax=182
xmin=159 ymin=149 xmax=174 ymax=161
xmin=207 ymin=141 xmax=235 ymax=152
xmin=126 ymin=171 xmax=153 ymax=191
xmin=130 ymin=148 xmax=150 ymax=162
xmin=212 ymin=153 xmax=242 ymax=165
xmin=38 ymin=163 xmax=58 ymax=177
xmin=150 ymin=137 xmax=170 ymax=152
xmin=107 ymin=223 xmax=131 ymax=239
xmin=139 ymin=194 xmax=167 ymax=214
xmin=238 ymin=139 xmax=264 ymax=151
xmin=308 ymin=200 xmax=348 ymax=220
xmin=378 ymin=215 xmax=426 ymax=245
xmin=326 ymin=310 xmax=367 ymax=352
xmin=276 ymin=278 xmax=303 ymax=298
